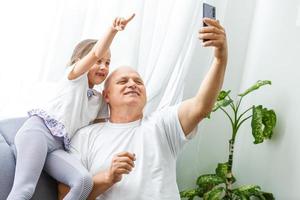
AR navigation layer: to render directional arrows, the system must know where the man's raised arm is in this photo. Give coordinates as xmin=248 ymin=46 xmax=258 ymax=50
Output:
xmin=179 ymin=18 xmax=228 ymax=135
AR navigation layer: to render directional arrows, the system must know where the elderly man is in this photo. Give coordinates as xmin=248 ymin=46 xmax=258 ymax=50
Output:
xmin=59 ymin=17 xmax=227 ymax=200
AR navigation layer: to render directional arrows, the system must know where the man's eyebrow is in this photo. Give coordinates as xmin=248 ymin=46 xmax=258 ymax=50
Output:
xmin=115 ymin=75 xmax=143 ymax=82
xmin=134 ymin=77 xmax=144 ymax=82
xmin=117 ymin=76 xmax=128 ymax=79
xmin=115 ymin=76 xmax=128 ymax=81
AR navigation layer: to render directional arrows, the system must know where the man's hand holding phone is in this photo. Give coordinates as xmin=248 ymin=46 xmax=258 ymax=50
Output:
xmin=199 ymin=3 xmax=227 ymax=62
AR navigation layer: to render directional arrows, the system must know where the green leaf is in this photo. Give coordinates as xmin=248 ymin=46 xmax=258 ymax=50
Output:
xmin=231 ymin=193 xmax=248 ymax=200
xmin=180 ymin=188 xmax=201 ymax=200
xmin=232 ymin=185 xmax=261 ymax=197
xmin=252 ymin=106 xmax=264 ymax=144
xmin=196 ymin=174 xmax=225 ymax=196
xmin=215 ymin=163 xmax=228 ymax=180
xmin=232 ymin=185 xmax=275 ymax=200
xmin=213 ymin=99 xmax=233 ymax=112
xmin=261 ymin=192 xmax=275 ymax=200
xmin=215 ymin=162 xmax=236 ymax=183
xmin=262 ymin=108 xmax=277 ymax=139
xmin=207 ymin=90 xmax=232 ymax=118
xmin=238 ymin=80 xmax=271 ymax=97
xmin=203 ymin=187 xmax=225 ymax=200
xmin=251 ymin=105 xmax=277 ymax=144
xmin=217 ymin=90 xmax=231 ymax=101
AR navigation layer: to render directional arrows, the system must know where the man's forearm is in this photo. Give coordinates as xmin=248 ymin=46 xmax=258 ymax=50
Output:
xmin=194 ymin=57 xmax=227 ymax=117
xmin=87 ymin=171 xmax=115 ymax=200
xmin=179 ymin=57 xmax=227 ymax=135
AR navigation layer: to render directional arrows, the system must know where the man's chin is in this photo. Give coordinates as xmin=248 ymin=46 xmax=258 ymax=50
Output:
xmin=124 ymin=99 xmax=143 ymax=106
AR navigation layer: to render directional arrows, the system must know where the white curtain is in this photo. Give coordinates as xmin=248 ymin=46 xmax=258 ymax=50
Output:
xmin=0 ymin=0 xmax=204 ymax=118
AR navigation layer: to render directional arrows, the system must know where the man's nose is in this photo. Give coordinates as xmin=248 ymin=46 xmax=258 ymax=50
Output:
xmin=128 ymin=79 xmax=137 ymax=88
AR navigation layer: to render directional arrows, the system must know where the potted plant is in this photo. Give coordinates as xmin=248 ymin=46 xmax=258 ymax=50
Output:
xmin=180 ymin=80 xmax=277 ymax=200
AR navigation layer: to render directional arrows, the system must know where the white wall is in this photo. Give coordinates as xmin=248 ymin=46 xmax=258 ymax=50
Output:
xmin=234 ymin=0 xmax=300 ymax=199
xmin=177 ymin=0 xmax=300 ymax=199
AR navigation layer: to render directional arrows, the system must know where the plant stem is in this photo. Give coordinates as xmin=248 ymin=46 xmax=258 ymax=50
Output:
xmin=220 ymin=107 xmax=234 ymax=128
xmin=236 ymin=96 xmax=243 ymax=111
xmin=225 ymin=112 xmax=253 ymax=198
xmin=227 ymin=96 xmax=236 ymax=112
xmin=236 ymin=115 xmax=252 ymax=131
xmin=225 ymin=98 xmax=240 ymax=198
xmin=236 ymin=106 xmax=252 ymax=124
xmin=225 ymin=138 xmax=235 ymax=197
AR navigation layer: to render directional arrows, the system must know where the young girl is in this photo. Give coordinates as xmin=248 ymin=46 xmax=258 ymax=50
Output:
xmin=7 ymin=14 xmax=135 ymax=200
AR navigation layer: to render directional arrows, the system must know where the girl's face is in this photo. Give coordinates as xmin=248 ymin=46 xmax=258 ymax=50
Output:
xmin=87 ymin=50 xmax=111 ymax=87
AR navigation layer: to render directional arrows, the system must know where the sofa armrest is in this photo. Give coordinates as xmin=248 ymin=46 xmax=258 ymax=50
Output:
xmin=0 ymin=117 xmax=27 ymax=145
xmin=0 ymin=134 xmax=15 ymax=200
xmin=0 ymin=117 xmax=58 ymax=200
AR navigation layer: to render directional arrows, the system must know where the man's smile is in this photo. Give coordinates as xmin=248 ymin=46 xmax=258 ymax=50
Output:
xmin=124 ymin=90 xmax=140 ymax=96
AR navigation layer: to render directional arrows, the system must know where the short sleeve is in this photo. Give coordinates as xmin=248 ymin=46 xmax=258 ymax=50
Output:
xmin=64 ymin=63 xmax=88 ymax=83
xmin=156 ymin=104 xmax=198 ymax=157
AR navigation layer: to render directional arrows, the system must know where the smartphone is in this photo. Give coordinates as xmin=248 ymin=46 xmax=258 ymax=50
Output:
xmin=203 ymin=3 xmax=216 ymax=26
xmin=203 ymin=3 xmax=216 ymax=41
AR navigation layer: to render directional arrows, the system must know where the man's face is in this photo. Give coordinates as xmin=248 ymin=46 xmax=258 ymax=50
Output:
xmin=104 ymin=67 xmax=147 ymax=110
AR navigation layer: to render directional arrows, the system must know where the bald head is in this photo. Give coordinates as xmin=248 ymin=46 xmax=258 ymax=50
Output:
xmin=104 ymin=66 xmax=142 ymax=90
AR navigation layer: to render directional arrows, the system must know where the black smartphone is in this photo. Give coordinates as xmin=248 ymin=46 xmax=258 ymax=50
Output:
xmin=203 ymin=3 xmax=216 ymax=26
xmin=203 ymin=3 xmax=216 ymax=41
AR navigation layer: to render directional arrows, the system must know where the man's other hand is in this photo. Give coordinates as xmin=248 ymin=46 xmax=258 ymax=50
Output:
xmin=106 ymin=151 xmax=136 ymax=183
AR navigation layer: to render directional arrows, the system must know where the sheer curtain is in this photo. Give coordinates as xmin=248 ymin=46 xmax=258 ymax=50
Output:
xmin=0 ymin=0 xmax=203 ymax=119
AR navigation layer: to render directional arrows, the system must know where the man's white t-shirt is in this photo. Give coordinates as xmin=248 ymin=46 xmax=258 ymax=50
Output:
xmin=70 ymin=105 xmax=197 ymax=200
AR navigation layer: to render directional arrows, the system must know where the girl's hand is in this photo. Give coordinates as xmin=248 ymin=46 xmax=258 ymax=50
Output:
xmin=112 ymin=14 xmax=135 ymax=31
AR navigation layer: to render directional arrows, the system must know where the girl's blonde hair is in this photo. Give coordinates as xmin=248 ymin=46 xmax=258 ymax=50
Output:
xmin=68 ymin=39 xmax=97 ymax=66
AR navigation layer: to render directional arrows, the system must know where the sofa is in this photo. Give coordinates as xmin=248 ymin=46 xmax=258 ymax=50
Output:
xmin=0 ymin=117 xmax=57 ymax=200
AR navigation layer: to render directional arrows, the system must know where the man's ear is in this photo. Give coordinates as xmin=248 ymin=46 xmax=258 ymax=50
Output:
xmin=102 ymin=89 xmax=110 ymax=103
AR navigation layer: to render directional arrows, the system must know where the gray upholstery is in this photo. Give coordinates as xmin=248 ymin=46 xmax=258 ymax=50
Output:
xmin=0 ymin=117 xmax=57 ymax=200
